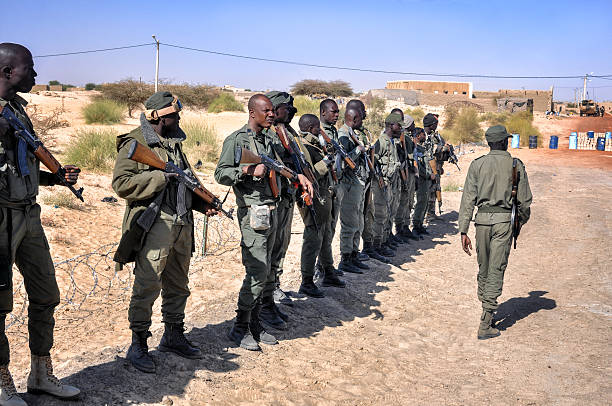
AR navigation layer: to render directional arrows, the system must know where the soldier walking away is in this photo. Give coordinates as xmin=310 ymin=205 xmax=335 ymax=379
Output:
xmin=458 ymin=125 xmax=532 ymax=340
xmin=296 ymin=114 xmax=346 ymax=297
xmin=0 ymin=43 xmax=81 ymax=405
xmin=113 ymin=91 xmax=218 ymax=372
xmin=215 ymin=95 xmax=311 ymax=350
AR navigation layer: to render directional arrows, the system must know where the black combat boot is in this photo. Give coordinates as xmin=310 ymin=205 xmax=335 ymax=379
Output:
xmin=390 ymin=233 xmax=405 ymax=245
xmin=322 ymin=266 xmax=346 ymax=287
xmin=158 ymin=322 xmax=203 ymax=359
xmin=358 ymin=251 xmax=370 ymax=261
xmin=250 ymin=302 xmax=278 ymax=345
xmin=126 ymin=331 xmax=156 ymax=373
xmin=378 ymin=240 xmax=396 ymax=257
xmin=228 ymin=309 xmax=261 ymax=351
xmin=260 ymin=296 xmax=288 ymax=330
xmin=370 ymin=239 xmax=391 ymax=263
xmin=402 ymin=225 xmax=419 ymax=240
xmin=314 ymin=261 xmax=324 ymax=279
xmin=299 ymin=275 xmax=325 ymax=298
xmin=387 ymin=235 xmax=399 ymax=249
xmin=338 ymin=253 xmax=363 ymax=274
xmin=351 ymin=251 xmax=370 ymax=270
xmin=417 ymin=226 xmax=429 ymax=235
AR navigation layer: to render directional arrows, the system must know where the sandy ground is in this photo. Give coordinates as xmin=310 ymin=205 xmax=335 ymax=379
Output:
xmin=4 ymin=93 xmax=611 ymax=405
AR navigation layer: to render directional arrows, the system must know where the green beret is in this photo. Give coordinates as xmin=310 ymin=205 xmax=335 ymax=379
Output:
xmin=265 ymin=91 xmax=294 ymax=108
xmin=485 ymin=125 xmax=513 ymax=142
xmin=145 ymin=91 xmax=174 ymax=110
xmin=385 ymin=112 xmax=403 ymax=125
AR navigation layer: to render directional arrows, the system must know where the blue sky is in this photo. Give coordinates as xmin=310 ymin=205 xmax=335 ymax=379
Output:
xmin=4 ymin=0 xmax=612 ymax=101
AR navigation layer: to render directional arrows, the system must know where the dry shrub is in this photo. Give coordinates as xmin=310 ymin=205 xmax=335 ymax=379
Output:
xmin=42 ymin=191 xmax=83 ymax=210
xmin=405 ymin=107 xmax=425 ymax=126
xmin=207 ymin=92 xmax=244 ymax=113
xmin=181 ymin=118 xmax=219 ymax=163
xmin=505 ymin=111 xmax=541 ymax=147
xmin=293 ymin=96 xmax=320 ymax=116
xmin=25 ymin=105 xmax=69 ymax=144
xmin=443 ymin=107 xmax=484 ymax=144
xmin=82 ymin=99 xmax=124 ymax=124
xmin=66 ymin=128 xmax=118 ymax=172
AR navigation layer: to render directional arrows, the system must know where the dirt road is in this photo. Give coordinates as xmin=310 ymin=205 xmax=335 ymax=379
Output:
xmin=4 ymin=144 xmax=608 ymax=406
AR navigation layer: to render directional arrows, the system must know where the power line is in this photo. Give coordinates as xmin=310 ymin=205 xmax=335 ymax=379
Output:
xmin=31 ymin=41 xmax=612 ymax=80
xmin=33 ymin=43 xmax=154 ymax=58
xmin=162 ymin=43 xmax=612 ymax=80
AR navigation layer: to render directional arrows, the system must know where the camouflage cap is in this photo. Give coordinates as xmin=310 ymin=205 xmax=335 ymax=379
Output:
xmin=145 ymin=91 xmax=174 ymax=110
xmin=385 ymin=112 xmax=403 ymax=125
xmin=485 ymin=125 xmax=512 ymax=142
xmin=265 ymin=91 xmax=294 ymax=108
xmin=423 ymin=113 xmax=438 ymax=127
xmin=403 ymin=114 xmax=415 ymax=129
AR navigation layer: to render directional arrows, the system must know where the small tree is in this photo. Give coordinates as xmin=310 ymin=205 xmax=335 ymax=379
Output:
xmin=98 ymin=79 xmax=152 ymax=118
xmin=85 ymin=83 xmax=96 ymax=91
xmin=48 ymin=80 xmax=60 ymax=86
xmin=290 ymin=79 xmax=353 ymax=97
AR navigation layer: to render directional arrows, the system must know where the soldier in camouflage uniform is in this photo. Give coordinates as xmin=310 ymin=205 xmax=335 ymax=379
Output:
xmin=393 ymin=111 xmax=419 ymax=242
xmin=337 ymin=107 xmax=370 ymax=274
xmin=423 ymin=113 xmax=446 ymax=218
xmin=215 ymin=94 xmax=311 ymax=350
xmin=370 ymin=113 xmax=403 ymax=260
xmin=0 ymin=43 xmax=81 ymax=405
xmin=316 ymin=99 xmax=343 ymax=277
xmin=295 ymin=114 xmax=346 ymax=297
xmin=412 ymin=128 xmax=435 ymax=235
xmin=459 ymin=125 xmax=532 ymax=340
xmin=113 ymin=91 xmax=216 ymax=372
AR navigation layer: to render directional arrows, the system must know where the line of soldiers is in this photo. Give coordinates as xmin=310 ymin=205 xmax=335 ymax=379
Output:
xmin=214 ymin=93 xmax=459 ymax=351
xmin=0 ymin=42 xmax=532 ymax=405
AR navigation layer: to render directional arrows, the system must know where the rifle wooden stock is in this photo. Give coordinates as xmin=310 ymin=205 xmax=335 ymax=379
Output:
xmin=127 ymin=141 xmax=166 ymax=170
xmin=128 ymin=141 xmax=234 ymax=219
xmin=33 ymin=145 xmax=61 ymax=173
xmin=237 ymin=146 xmax=297 ymax=181
xmin=269 ymin=170 xmax=279 ymax=198
xmin=319 ymin=127 xmax=356 ymax=169
xmin=275 ymin=124 xmax=318 ymax=188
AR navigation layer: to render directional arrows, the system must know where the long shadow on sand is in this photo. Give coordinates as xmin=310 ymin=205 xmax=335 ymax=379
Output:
xmin=29 ymin=211 xmax=458 ymax=405
xmin=494 ymin=290 xmax=556 ymax=331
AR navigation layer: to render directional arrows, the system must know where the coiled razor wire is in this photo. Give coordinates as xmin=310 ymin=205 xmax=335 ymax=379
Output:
xmin=6 ymin=212 xmax=239 ymax=333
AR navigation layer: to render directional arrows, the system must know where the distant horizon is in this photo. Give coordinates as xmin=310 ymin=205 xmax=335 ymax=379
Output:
xmin=7 ymin=1 xmax=611 ymax=102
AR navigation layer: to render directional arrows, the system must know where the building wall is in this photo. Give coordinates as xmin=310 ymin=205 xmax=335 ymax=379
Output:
xmin=386 ymin=80 xmax=472 ymax=97
xmin=472 ymin=89 xmax=553 ymax=112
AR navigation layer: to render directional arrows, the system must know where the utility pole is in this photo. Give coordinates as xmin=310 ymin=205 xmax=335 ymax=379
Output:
xmin=152 ymin=35 xmax=160 ymax=92
xmin=582 ymin=74 xmax=588 ymax=101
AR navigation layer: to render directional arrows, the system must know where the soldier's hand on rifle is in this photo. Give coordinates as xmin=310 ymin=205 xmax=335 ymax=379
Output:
xmin=461 ymin=233 xmax=472 ymax=256
xmin=357 ymin=145 xmax=366 ymax=153
xmin=163 ymin=172 xmax=179 ymax=182
xmin=204 ymin=207 xmax=218 ymax=217
xmin=297 ymin=174 xmax=314 ymax=199
xmin=242 ymin=163 xmax=266 ymax=178
xmin=0 ymin=117 xmax=9 ymax=137
xmin=322 ymin=154 xmax=334 ymax=167
xmin=63 ymin=165 xmax=81 ymax=185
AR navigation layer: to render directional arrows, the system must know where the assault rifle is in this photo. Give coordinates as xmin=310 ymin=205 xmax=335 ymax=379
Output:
xmin=347 ymin=131 xmax=384 ymax=190
xmin=0 ymin=106 xmax=84 ymax=201
xmin=447 ymin=144 xmax=461 ymax=171
xmin=235 ymin=145 xmax=318 ymax=231
xmin=319 ymin=127 xmax=356 ymax=170
xmin=510 ymin=158 xmax=521 ymax=249
xmin=274 ymin=124 xmax=320 ymax=199
xmin=399 ymin=132 xmax=409 ymax=184
xmin=127 ymin=141 xmax=233 ymax=219
xmin=429 ymin=158 xmax=442 ymax=215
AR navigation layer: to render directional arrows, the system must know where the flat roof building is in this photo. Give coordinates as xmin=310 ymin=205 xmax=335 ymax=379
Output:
xmin=386 ymin=80 xmax=473 ymax=98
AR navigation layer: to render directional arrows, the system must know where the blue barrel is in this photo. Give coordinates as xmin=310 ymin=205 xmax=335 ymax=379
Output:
xmin=569 ymin=133 xmax=578 ymax=149
xmin=549 ymin=135 xmax=559 ymax=149
xmin=587 ymin=131 xmax=595 ymax=138
xmin=596 ymin=137 xmax=606 ymax=151
xmin=529 ymin=135 xmax=538 ymax=149
xmin=511 ymin=133 xmax=520 ymax=148
xmin=606 ymin=131 xmax=612 ymax=140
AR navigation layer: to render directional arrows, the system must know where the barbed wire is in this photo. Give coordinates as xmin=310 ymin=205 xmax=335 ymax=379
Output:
xmin=6 ymin=212 xmax=240 ymax=333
